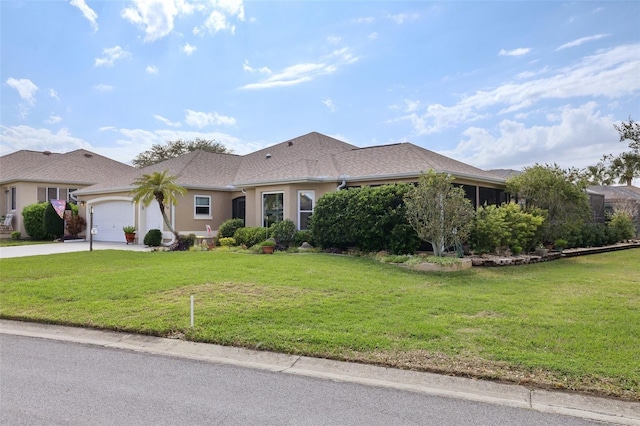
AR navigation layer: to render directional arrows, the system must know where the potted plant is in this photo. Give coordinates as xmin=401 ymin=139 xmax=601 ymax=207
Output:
xmin=554 ymin=238 xmax=568 ymax=253
xmin=123 ymin=226 xmax=136 ymax=244
xmin=259 ymin=239 xmax=276 ymax=254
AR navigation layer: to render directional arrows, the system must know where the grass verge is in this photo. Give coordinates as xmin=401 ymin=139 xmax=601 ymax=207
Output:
xmin=1 ymin=249 xmax=638 ymax=400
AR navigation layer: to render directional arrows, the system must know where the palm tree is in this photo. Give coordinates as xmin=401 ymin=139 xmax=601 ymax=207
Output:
xmin=608 ymin=152 xmax=640 ymax=186
xmin=130 ymin=170 xmax=187 ymax=239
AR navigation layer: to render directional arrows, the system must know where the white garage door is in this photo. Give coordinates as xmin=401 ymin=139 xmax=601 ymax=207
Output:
xmin=92 ymin=201 xmax=135 ymax=242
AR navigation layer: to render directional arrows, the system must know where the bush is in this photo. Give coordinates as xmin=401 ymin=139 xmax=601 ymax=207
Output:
xmin=22 ymin=203 xmax=51 ymax=240
xmin=470 ymin=202 xmax=545 ymax=253
xmin=269 ymin=219 xmax=296 ymax=248
xmin=65 ymin=214 xmax=86 ymax=238
xmin=233 ymin=226 xmax=268 ymax=247
xmin=218 ymin=218 xmax=245 ymax=238
xmin=608 ymin=212 xmax=636 ymax=242
xmin=294 ymin=230 xmax=314 ymax=247
xmin=172 ymin=233 xmax=196 ymax=251
xmin=389 ymin=224 xmax=420 ymax=255
xmin=218 ymin=237 xmax=236 ymax=247
xmin=10 ymin=231 xmax=21 ymax=240
xmin=310 ymin=183 xmax=414 ymax=253
xmin=143 ymin=229 xmax=163 ymax=247
xmin=43 ymin=202 xmax=66 ymax=239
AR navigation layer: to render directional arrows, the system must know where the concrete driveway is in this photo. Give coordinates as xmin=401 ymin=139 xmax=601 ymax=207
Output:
xmin=0 ymin=241 xmax=152 ymax=259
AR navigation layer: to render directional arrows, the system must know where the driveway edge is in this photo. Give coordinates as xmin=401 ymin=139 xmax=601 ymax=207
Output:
xmin=1 ymin=319 xmax=638 ymax=425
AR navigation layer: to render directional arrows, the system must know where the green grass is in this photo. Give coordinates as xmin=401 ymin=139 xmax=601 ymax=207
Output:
xmin=1 ymin=249 xmax=638 ymax=400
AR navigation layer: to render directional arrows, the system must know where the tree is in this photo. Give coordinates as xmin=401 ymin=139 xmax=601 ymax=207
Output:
xmin=584 ymin=160 xmax=613 ymax=185
xmin=404 ymin=171 xmax=474 ymax=257
xmin=506 ymin=164 xmax=591 ymax=242
xmin=132 ymin=138 xmax=231 ymax=168
xmin=613 ymin=117 xmax=640 ymax=153
xmin=130 ymin=170 xmax=187 ymax=240
xmin=607 ymin=152 xmax=640 ymax=186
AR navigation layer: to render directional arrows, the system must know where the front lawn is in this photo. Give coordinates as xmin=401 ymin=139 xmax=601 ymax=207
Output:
xmin=0 ymin=249 xmax=638 ymax=400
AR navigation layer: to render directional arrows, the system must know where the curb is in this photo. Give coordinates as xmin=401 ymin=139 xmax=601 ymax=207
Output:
xmin=1 ymin=319 xmax=638 ymax=425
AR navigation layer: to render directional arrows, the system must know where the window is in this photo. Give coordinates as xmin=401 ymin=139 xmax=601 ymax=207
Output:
xmin=262 ymin=192 xmax=283 ymax=227
xmin=10 ymin=187 xmax=16 ymax=210
xmin=298 ymin=190 xmax=314 ymax=230
xmin=47 ymin=187 xmax=59 ymax=201
xmin=194 ymin=195 xmax=211 ymax=218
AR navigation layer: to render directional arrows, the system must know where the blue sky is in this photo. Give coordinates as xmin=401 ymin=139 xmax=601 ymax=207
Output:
xmin=1 ymin=0 xmax=639 ymax=175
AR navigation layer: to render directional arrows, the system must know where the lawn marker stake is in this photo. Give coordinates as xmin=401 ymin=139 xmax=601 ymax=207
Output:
xmin=190 ymin=295 xmax=194 ymax=328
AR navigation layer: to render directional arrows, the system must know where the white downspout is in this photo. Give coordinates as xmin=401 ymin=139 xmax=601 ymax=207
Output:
xmin=337 ymin=179 xmax=347 ymax=190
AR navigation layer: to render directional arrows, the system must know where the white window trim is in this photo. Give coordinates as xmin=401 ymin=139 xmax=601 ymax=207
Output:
xmin=194 ymin=195 xmax=212 ymax=219
xmin=262 ymin=191 xmax=284 ymax=228
xmin=297 ymin=190 xmax=314 ymax=230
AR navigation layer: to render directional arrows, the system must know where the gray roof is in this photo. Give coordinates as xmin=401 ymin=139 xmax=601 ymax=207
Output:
xmin=75 ymin=131 xmax=506 ymax=194
xmin=487 ymin=169 xmax=522 ymax=179
xmin=588 ymin=185 xmax=640 ymax=201
xmin=0 ymin=149 xmax=135 ymax=185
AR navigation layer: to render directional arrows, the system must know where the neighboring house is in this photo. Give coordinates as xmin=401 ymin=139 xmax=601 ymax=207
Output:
xmin=0 ymin=149 xmax=135 ymax=238
xmin=74 ymin=132 xmax=507 ymax=243
xmin=589 ymin=185 xmax=640 ymax=234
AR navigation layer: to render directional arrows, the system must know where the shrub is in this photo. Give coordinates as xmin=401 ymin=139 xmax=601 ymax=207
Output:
xmin=172 ymin=233 xmax=196 ymax=251
xmin=22 ymin=202 xmax=51 ymax=240
xmin=65 ymin=214 xmax=86 ymax=238
xmin=608 ymin=212 xmax=636 ymax=242
xmin=143 ymin=229 xmax=163 ymax=247
xmin=219 ymin=218 xmax=245 ymax=238
xmin=269 ymin=219 xmax=296 ymax=248
xmin=389 ymin=223 xmax=420 ymax=255
xmin=311 ymin=183 xmax=414 ymax=253
xmin=470 ymin=202 xmax=545 ymax=253
xmin=294 ymin=230 xmax=314 ymax=247
xmin=10 ymin=231 xmax=21 ymax=240
xmin=43 ymin=202 xmax=65 ymax=239
xmin=218 ymin=237 xmax=236 ymax=247
xmin=233 ymin=226 xmax=268 ymax=247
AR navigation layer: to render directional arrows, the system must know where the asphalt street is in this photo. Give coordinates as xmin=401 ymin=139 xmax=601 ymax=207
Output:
xmin=0 ymin=334 xmax=609 ymax=426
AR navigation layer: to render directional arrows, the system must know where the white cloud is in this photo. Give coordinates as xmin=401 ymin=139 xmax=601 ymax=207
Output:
xmin=146 ymin=65 xmax=159 ymax=74
xmin=556 ymin=34 xmax=609 ymax=51
xmin=0 ymin=125 xmax=91 ymax=157
xmin=185 ymin=109 xmax=236 ymax=128
xmin=122 ymin=0 xmax=245 ymax=42
xmin=396 ymin=43 xmax=640 ymax=135
xmin=69 ymin=0 xmax=98 ymax=30
xmin=49 ymin=88 xmax=60 ymax=100
xmin=45 ymin=114 xmax=63 ymax=124
xmin=94 ymin=46 xmax=130 ymax=67
xmin=153 ymin=114 xmax=181 ymax=127
xmin=322 ymin=98 xmax=336 ymax=112
xmin=387 ymin=13 xmax=419 ymax=24
xmin=242 ymin=60 xmax=271 ymax=74
xmin=182 ymin=43 xmax=197 ymax=55
xmin=6 ymin=78 xmax=38 ymax=105
xmin=94 ymin=84 xmax=114 ymax=92
xmin=327 ymin=35 xmax=341 ymax=45
xmin=353 ymin=16 xmax=374 ymax=24
xmin=498 ymin=48 xmax=531 ymax=57
xmin=447 ymin=102 xmax=624 ymax=171
xmin=368 ymin=32 xmax=378 ymax=41
xmin=240 ymin=47 xmax=359 ymax=90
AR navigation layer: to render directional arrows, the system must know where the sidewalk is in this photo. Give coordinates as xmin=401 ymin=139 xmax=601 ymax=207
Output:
xmin=1 ymin=319 xmax=638 ymax=425
xmin=0 ymin=241 xmax=151 ymax=259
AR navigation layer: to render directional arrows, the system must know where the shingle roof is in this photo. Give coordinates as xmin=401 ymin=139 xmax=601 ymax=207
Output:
xmin=75 ymin=150 xmax=243 ymax=194
xmin=74 ymin=131 xmax=505 ymax=194
xmin=588 ymin=185 xmax=640 ymax=201
xmin=0 ymin=149 xmax=134 ymax=185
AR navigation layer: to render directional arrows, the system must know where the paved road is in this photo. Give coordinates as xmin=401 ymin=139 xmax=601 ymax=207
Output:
xmin=1 ymin=334 xmax=604 ymax=426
